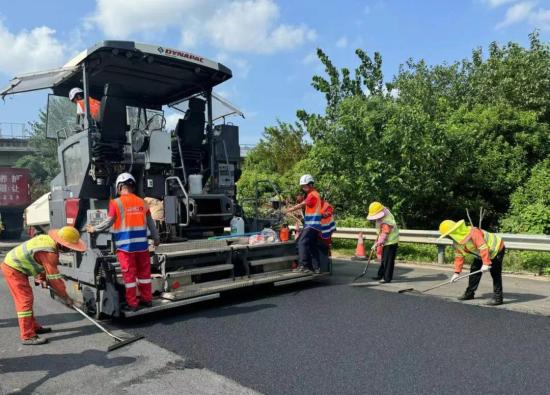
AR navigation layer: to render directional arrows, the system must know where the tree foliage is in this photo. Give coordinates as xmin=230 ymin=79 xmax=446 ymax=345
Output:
xmin=15 ymin=110 xmax=60 ymax=200
xmin=240 ymin=31 xmax=550 ymax=231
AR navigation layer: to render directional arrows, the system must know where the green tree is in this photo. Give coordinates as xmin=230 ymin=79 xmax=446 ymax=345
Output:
xmin=16 ymin=110 xmax=60 ymax=200
xmin=501 ymin=157 xmax=550 ymax=234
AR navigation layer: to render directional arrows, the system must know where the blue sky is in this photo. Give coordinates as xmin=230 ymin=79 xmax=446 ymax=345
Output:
xmin=0 ymin=0 xmax=548 ymax=143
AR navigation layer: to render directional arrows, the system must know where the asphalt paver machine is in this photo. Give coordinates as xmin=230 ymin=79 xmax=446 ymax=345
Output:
xmin=1 ymin=41 xmax=329 ymax=317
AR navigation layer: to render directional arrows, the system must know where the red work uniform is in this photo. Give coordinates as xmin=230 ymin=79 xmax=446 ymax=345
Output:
xmin=108 ymin=193 xmax=152 ymax=308
xmin=1 ymin=244 xmax=68 ymax=340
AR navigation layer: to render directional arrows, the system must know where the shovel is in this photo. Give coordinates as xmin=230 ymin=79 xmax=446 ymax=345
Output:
xmin=351 ymin=248 xmax=376 ymax=283
xmin=398 ymin=269 xmax=483 ymax=294
xmin=72 ymin=305 xmax=145 ymax=352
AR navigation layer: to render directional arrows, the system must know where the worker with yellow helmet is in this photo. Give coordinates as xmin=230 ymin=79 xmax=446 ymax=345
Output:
xmin=438 ymin=219 xmax=505 ymax=305
xmin=367 ymin=202 xmax=399 ymax=283
xmin=1 ymin=226 xmax=86 ymax=345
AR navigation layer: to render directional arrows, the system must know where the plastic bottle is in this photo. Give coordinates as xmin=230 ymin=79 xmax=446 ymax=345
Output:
xmin=230 ymin=216 xmax=245 ymax=235
xmin=279 ymin=225 xmax=289 ymax=241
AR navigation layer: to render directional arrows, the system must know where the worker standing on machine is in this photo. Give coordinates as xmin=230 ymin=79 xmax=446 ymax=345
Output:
xmin=438 ymin=219 xmax=505 ymax=306
xmin=367 ymin=202 xmax=399 ymax=283
xmin=86 ymin=173 xmax=160 ymax=311
xmin=68 ymin=87 xmax=101 ymax=122
xmin=1 ymin=227 xmax=85 ymax=345
xmin=284 ymin=174 xmax=322 ymax=274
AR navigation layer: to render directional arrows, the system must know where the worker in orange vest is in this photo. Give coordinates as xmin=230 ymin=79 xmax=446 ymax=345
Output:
xmin=1 ymin=227 xmax=86 ymax=345
xmin=86 ymin=173 xmax=160 ymax=311
xmin=284 ymin=174 xmax=323 ymax=274
xmin=69 ymin=87 xmax=101 ymax=122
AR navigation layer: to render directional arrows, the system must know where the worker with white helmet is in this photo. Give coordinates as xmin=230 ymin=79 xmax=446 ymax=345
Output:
xmin=69 ymin=87 xmax=101 ymax=122
xmin=86 ymin=172 xmax=160 ymax=311
xmin=284 ymin=174 xmax=323 ymax=274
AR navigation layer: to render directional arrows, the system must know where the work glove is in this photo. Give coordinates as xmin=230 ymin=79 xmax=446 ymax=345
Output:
xmin=481 ymin=264 xmax=491 ymax=273
xmin=153 ymin=238 xmax=160 ymax=247
xmin=450 ymin=273 xmax=460 ymax=283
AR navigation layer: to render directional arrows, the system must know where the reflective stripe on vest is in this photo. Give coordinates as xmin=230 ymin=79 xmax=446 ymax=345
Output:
xmin=320 ymin=201 xmax=336 ymax=239
xmin=304 ymin=190 xmax=322 ymax=230
xmin=375 ymin=210 xmax=399 ymax=245
xmin=4 ymin=235 xmax=57 ymax=277
xmin=112 ymin=194 xmax=148 ymax=252
xmin=455 ymin=229 xmax=503 ymax=259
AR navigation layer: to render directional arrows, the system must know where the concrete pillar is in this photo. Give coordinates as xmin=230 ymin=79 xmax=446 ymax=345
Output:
xmin=437 ymin=245 xmax=446 ymax=265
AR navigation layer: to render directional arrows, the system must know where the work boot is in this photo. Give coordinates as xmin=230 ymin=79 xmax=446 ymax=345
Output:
xmin=457 ymin=292 xmax=475 ymax=301
xmin=21 ymin=336 xmax=48 ymax=345
xmin=139 ymin=301 xmax=153 ymax=308
xmin=486 ymin=296 xmax=503 ymax=306
xmin=35 ymin=327 xmax=52 ymax=334
xmin=126 ymin=305 xmax=141 ymax=312
xmin=371 ymin=276 xmax=382 ymax=281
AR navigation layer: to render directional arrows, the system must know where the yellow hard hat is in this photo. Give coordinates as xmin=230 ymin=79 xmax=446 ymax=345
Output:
xmin=438 ymin=219 xmax=465 ymax=240
xmin=367 ymin=201 xmax=385 ymax=220
xmin=49 ymin=226 xmax=87 ymax=252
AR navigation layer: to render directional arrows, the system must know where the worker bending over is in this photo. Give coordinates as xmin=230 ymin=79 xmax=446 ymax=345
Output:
xmin=284 ymin=174 xmax=323 ymax=274
xmin=367 ymin=202 xmax=399 ymax=283
xmin=439 ymin=220 xmax=505 ymax=306
xmin=1 ymin=227 xmax=86 ymax=345
xmin=87 ymin=173 xmax=160 ymax=311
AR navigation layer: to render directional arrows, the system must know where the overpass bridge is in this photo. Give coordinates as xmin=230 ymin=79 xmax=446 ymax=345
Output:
xmin=0 ymin=123 xmax=35 ymax=166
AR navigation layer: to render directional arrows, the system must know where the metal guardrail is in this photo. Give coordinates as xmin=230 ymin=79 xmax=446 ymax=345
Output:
xmin=331 ymin=227 xmax=550 ymax=264
xmin=0 ymin=122 xmax=31 ymax=139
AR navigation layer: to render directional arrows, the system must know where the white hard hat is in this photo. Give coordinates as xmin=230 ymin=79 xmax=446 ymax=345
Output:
xmin=115 ymin=172 xmax=136 ymax=189
xmin=299 ymin=174 xmax=314 ymax=185
xmin=69 ymin=87 xmax=83 ymax=101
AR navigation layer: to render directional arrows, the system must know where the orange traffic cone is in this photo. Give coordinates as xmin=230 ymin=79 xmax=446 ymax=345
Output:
xmin=351 ymin=232 xmax=368 ymax=261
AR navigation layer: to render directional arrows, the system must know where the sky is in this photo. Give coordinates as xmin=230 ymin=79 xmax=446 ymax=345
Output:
xmin=0 ymin=0 xmax=548 ymax=144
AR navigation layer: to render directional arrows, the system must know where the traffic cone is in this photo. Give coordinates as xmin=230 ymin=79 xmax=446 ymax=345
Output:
xmin=351 ymin=232 xmax=368 ymax=261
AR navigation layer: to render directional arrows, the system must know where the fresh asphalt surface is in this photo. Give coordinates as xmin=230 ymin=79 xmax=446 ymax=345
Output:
xmin=117 ymin=261 xmax=550 ymax=395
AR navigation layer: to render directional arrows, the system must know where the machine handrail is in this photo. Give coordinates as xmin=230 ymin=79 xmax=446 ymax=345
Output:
xmin=165 ymin=176 xmax=190 ymax=227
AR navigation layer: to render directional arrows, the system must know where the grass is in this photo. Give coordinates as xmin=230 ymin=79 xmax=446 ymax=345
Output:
xmin=332 ymin=239 xmax=550 ymax=276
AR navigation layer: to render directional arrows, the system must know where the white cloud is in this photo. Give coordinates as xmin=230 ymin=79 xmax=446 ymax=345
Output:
xmin=496 ymin=1 xmax=536 ymax=28
xmin=0 ymin=21 xmax=68 ymax=75
xmin=165 ymin=112 xmax=181 ymax=131
xmin=336 ymin=36 xmax=348 ymax=48
xmin=494 ymin=1 xmax=550 ymax=30
xmin=530 ymin=7 xmax=550 ymax=28
xmin=205 ymin=0 xmax=316 ymax=53
xmin=483 ymin=0 xmax=518 ymax=8
xmin=88 ymin=0 xmax=315 ymax=54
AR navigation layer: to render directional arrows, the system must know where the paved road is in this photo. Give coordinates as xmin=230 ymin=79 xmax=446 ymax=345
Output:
xmin=0 ymin=270 xmax=258 ymax=395
xmin=118 ymin=261 xmax=550 ymax=395
xmin=1 ymin=259 xmax=549 ymax=394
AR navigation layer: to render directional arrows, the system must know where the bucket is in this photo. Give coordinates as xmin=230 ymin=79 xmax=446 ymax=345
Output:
xmin=188 ymin=174 xmax=203 ymax=195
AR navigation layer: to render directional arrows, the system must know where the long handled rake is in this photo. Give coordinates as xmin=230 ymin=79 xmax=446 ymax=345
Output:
xmin=398 ymin=269 xmax=483 ymax=294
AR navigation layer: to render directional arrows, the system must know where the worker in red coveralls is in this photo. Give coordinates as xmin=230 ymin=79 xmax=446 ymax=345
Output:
xmin=1 ymin=226 xmax=85 ymax=345
xmin=86 ymin=173 xmax=160 ymax=311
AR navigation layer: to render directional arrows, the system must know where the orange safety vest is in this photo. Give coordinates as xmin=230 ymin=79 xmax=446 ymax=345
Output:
xmin=304 ymin=190 xmax=322 ymax=231
xmin=320 ymin=200 xmax=335 ymax=239
xmin=76 ymin=97 xmax=101 ymax=121
xmin=112 ymin=193 xmax=148 ymax=252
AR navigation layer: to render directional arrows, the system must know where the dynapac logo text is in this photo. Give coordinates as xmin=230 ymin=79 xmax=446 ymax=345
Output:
xmin=164 ymin=48 xmax=204 ymax=63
